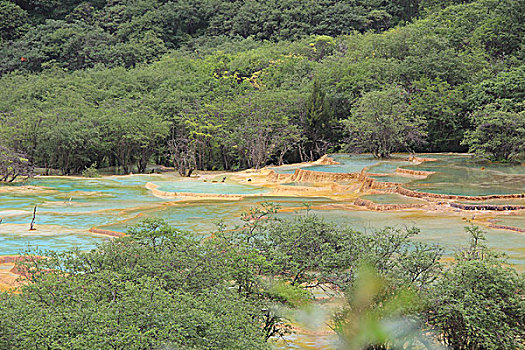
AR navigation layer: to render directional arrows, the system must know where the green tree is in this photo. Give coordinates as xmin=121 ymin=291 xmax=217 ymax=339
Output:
xmin=427 ymin=227 xmax=525 ymax=350
xmin=218 ymin=205 xmax=442 ymax=292
xmin=344 ymin=86 xmax=426 ymax=158
xmin=258 ymin=213 xmax=360 ymax=287
xmin=469 ymin=66 xmax=525 ymax=112
xmin=335 ymin=264 xmax=434 ymax=350
xmin=203 ymin=91 xmax=301 ymax=169
xmin=410 ymin=78 xmax=466 ymax=151
xmin=0 ymin=1 xmax=29 ymax=42
xmin=302 ymin=79 xmax=335 ymax=160
xmin=0 ymin=219 xmax=271 ymax=349
xmin=0 ymin=145 xmax=33 ymax=182
xmin=101 ymin=99 xmax=169 ymax=173
xmin=462 ymin=109 xmax=525 ymax=161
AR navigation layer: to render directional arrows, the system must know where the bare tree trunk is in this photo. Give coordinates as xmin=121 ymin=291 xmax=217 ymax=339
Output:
xmin=29 ymin=205 xmax=37 ymax=231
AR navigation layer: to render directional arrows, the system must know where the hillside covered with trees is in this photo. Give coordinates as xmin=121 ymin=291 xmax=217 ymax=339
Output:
xmin=0 ymin=0 xmax=523 ymax=176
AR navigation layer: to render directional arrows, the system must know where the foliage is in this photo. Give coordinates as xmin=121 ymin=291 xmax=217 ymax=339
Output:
xmin=0 ymin=145 xmax=33 ymax=182
xmin=344 ymin=87 xmax=426 ymax=158
xmin=0 ymin=219 xmax=270 ymax=350
xmin=0 ymin=0 xmax=440 ymax=75
xmin=81 ymin=163 xmax=100 ymax=178
xmin=0 ymin=0 xmax=523 ymax=170
xmin=217 ymin=205 xmax=443 ymax=292
xmin=335 ymin=225 xmax=523 ymax=350
xmin=0 ymin=0 xmax=29 ymax=42
xmin=302 ymin=79 xmax=337 ymax=160
xmin=469 ymin=66 xmax=525 ymax=112
xmin=335 ymin=264 xmax=438 ymax=350
xmin=0 ymin=207 xmax=522 ymax=349
xmin=426 ymin=227 xmax=525 ymax=350
xmin=253 ymin=213 xmax=360 ymax=287
xmin=462 ymin=109 xmax=525 ymax=161
xmin=409 ymin=78 xmax=466 ymax=152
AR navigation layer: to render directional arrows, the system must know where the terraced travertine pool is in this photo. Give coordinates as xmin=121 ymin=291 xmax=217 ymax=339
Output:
xmin=0 ymin=154 xmax=523 ymax=265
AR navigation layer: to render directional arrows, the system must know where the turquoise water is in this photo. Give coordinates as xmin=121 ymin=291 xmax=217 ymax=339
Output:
xmin=494 ymin=215 xmax=525 ymax=229
xmin=105 ymin=197 xmax=333 ymax=234
xmin=0 ymin=174 xmax=326 ymax=254
xmin=0 ymin=176 xmax=174 ymax=229
xmin=359 ymin=154 xmax=525 ymax=196
xmin=369 ymin=174 xmax=415 ymax=184
xmin=0 ymin=176 xmax=175 ymax=253
xmin=405 ymin=157 xmax=525 ymax=196
xmin=272 ymin=154 xmax=382 ymax=174
xmin=360 ymin=194 xmax=427 ymax=205
xmin=0 ymin=231 xmax=107 ymax=255
xmin=273 ymin=154 xmax=413 ymax=175
xmin=274 ymin=153 xmax=525 ymax=196
xmin=0 ymin=154 xmax=523 ymax=264
xmin=153 ymin=180 xmax=269 ymax=194
xmin=366 ymin=159 xmax=413 ymax=173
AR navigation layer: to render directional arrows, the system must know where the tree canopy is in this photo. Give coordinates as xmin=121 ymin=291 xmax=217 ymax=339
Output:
xmin=344 ymin=86 xmax=426 ymax=158
xmin=1 ymin=0 xmax=522 ymax=171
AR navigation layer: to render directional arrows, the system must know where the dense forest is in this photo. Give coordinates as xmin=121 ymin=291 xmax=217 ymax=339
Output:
xmin=0 ymin=0 xmax=524 ymax=176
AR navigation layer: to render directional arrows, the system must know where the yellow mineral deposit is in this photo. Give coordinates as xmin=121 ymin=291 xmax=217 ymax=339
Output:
xmin=0 ymin=153 xmax=524 ymax=291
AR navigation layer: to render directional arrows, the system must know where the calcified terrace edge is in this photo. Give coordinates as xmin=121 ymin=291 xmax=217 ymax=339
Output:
xmin=142 ymin=154 xmax=524 ymax=233
xmin=0 ymin=155 xmax=523 ymax=289
xmin=2 ymin=154 xmax=524 ymax=239
xmin=146 ymin=155 xmax=525 ymax=207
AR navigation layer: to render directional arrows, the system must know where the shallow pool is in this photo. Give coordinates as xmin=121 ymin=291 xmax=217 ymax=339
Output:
xmin=0 ymin=154 xmax=523 ymax=265
xmin=360 ymin=194 xmax=428 ymax=205
xmin=403 ymin=156 xmax=525 ymax=196
xmin=271 ymin=154 xmax=381 ymax=174
xmin=152 ymin=179 xmax=269 ymax=194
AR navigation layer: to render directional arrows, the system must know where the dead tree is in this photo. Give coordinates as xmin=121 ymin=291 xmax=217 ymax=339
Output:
xmin=29 ymin=205 xmax=37 ymax=231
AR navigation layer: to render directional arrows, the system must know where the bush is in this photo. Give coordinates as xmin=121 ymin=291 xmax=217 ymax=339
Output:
xmin=82 ymin=163 xmax=100 ymax=178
